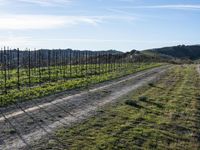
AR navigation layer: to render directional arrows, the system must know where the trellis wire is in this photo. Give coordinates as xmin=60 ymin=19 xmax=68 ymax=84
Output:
xmin=0 ymin=48 xmax=139 ymax=95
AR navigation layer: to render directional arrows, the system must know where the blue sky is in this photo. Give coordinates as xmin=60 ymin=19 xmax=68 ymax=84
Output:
xmin=0 ymin=0 xmax=200 ymax=51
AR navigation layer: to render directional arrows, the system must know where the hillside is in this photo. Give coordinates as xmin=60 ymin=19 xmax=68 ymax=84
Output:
xmin=0 ymin=49 xmax=123 ymax=68
xmin=128 ymin=49 xmax=179 ymax=63
xmin=143 ymin=45 xmax=200 ymax=60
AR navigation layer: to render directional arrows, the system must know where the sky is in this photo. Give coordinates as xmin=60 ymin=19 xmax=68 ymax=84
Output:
xmin=0 ymin=0 xmax=200 ymax=51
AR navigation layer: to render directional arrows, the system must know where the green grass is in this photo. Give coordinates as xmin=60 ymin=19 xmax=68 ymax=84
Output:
xmin=37 ymin=65 xmax=200 ymax=150
xmin=0 ymin=63 xmax=162 ymax=107
xmin=0 ymin=63 xmax=125 ymax=90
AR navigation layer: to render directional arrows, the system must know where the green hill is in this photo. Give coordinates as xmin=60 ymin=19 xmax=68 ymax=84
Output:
xmin=143 ymin=45 xmax=200 ymax=60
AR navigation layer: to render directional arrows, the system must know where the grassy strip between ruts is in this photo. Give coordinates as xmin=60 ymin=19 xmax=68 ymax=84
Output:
xmin=34 ymin=65 xmax=200 ymax=150
xmin=0 ymin=63 xmax=162 ymax=107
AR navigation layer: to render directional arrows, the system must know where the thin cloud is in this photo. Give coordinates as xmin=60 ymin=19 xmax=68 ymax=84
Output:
xmin=2 ymin=37 xmax=185 ymax=44
xmin=19 ymin=0 xmax=71 ymax=6
xmin=120 ymin=4 xmax=200 ymax=10
xmin=0 ymin=36 xmax=30 ymax=48
xmin=0 ymin=15 xmax=103 ymax=30
xmin=0 ymin=0 xmax=72 ymax=6
xmin=116 ymin=0 xmax=137 ymax=2
xmin=0 ymin=14 xmax=135 ymax=30
xmin=0 ymin=36 xmax=189 ymax=50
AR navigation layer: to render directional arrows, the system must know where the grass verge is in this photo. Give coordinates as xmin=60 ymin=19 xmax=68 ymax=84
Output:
xmin=35 ymin=65 xmax=200 ymax=150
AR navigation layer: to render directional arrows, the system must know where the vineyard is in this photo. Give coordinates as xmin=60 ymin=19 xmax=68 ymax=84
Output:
xmin=0 ymin=48 xmax=161 ymax=106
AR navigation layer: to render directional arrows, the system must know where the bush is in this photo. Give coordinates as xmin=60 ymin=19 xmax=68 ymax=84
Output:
xmin=139 ymin=96 xmax=148 ymax=101
xmin=5 ymin=128 xmax=16 ymax=134
xmin=148 ymin=83 xmax=154 ymax=87
xmin=196 ymin=96 xmax=200 ymax=100
xmin=125 ymin=100 xmax=140 ymax=108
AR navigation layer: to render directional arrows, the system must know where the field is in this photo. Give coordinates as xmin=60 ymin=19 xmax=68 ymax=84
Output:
xmin=0 ymin=0 xmax=200 ymax=149
xmin=0 ymin=49 xmax=164 ymax=107
xmin=0 ymin=62 xmax=162 ymax=107
xmin=1 ymin=50 xmax=200 ymax=150
xmin=33 ymin=65 xmax=200 ymax=150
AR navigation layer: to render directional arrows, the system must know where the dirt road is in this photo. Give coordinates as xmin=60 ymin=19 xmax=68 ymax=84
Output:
xmin=0 ymin=65 xmax=170 ymax=150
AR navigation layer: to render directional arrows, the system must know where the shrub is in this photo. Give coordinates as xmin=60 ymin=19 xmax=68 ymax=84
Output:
xmin=139 ymin=96 xmax=148 ymax=101
xmin=196 ymin=96 xmax=200 ymax=100
xmin=125 ymin=100 xmax=140 ymax=108
xmin=148 ymin=83 xmax=154 ymax=87
xmin=5 ymin=128 xmax=16 ymax=134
